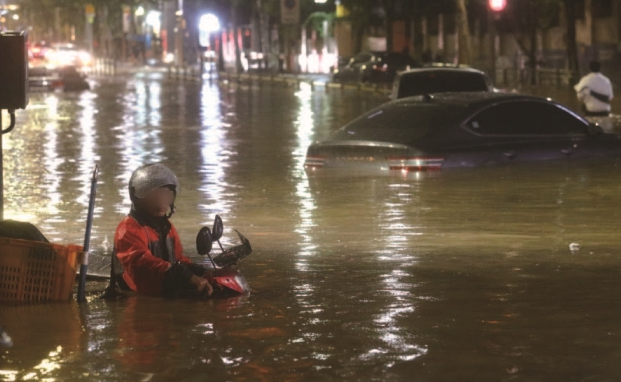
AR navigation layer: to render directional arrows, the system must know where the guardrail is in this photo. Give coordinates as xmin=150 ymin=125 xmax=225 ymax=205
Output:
xmin=91 ymin=58 xmax=117 ymax=76
xmin=495 ymin=68 xmax=575 ymax=88
xmin=166 ymin=66 xmax=392 ymax=96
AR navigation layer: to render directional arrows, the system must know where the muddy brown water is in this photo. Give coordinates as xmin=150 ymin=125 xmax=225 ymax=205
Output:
xmin=1 ymin=72 xmax=621 ymax=381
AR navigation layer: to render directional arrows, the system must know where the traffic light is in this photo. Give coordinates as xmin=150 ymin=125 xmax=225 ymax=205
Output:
xmin=489 ymin=0 xmax=507 ymax=12
xmin=0 ymin=31 xmax=28 ymax=110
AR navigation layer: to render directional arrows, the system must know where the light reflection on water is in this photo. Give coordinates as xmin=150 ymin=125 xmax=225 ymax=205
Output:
xmin=2 ymin=76 xmax=621 ymax=380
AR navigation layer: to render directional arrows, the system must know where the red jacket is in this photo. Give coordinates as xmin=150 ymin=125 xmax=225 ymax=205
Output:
xmin=114 ymin=216 xmax=193 ymax=296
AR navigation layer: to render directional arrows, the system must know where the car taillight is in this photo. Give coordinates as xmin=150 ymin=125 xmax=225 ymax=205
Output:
xmin=304 ymin=156 xmax=327 ymax=168
xmin=386 ymin=156 xmax=445 ymax=171
xmin=373 ymin=64 xmax=388 ymax=72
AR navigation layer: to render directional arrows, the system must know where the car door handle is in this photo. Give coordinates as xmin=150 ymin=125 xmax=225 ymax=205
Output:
xmin=503 ymin=151 xmax=516 ymax=159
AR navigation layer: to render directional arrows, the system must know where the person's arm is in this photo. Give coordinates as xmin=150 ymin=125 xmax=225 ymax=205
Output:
xmin=161 ymin=224 xmax=212 ymax=296
xmin=574 ymin=77 xmax=588 ymax=101
xmin=170 ymin=224 xmax=210 ymax=276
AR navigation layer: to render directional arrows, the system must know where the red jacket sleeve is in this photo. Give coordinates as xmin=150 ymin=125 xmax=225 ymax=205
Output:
xmin=115 ymin=217 xmax=170 ymax=295
xmin=171 ymin=223 xmax=192 ymax=265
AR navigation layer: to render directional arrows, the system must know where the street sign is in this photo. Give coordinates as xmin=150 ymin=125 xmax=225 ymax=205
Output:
xmin=85 ymin=4 xmax=95 ymax=24
xmin=281 ymin=0 xmax=299 ymax=24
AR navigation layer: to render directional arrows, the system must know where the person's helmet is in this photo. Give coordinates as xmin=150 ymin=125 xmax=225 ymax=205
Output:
xmin=129 ymin=163 xmax=180 ymax=215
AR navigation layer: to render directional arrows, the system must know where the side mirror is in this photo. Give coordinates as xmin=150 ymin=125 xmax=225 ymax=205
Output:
xmin=196 ymin=226 xmax=213 ymax=256
xmin=212 ymin=215 xmax=223 ymax=242
xmin=587 ymin=123 xmax=604 ymax=136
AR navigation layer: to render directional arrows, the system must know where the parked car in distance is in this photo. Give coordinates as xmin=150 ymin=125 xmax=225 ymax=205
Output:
xmin=305 ymin=92 xmax=618 ymax=172
xmin=46 ymin=43 xmax=93 ymax=68
xmin=332 ymin=52 xmax=420 ymax=84
xmin=390 ymin=68 xmax=493 ymax=100
xmin=28 ymin=66 xmax=63 ymax=91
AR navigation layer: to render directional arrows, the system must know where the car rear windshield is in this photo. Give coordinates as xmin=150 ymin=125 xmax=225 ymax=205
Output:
xmin=378 ymin=54 xmax=414 ymax=66
xmin=397 ymin=72 xmax=489 ymax=98
xmin=330 ymin=102 xmax=464 ymax=145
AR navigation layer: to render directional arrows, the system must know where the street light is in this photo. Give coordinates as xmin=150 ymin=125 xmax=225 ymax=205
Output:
xmin=198 ymin=13 xmax=220 ymax=48
xmin=488 ymin=0 xmax=507 ymax=12
xmin=199 ymin=13 xmax=220 ymax=33
xmin=145 ymin=10 xmax=161 ymax=33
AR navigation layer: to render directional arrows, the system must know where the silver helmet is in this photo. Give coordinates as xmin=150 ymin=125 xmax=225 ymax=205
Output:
xmin=129 ymin=163 xmax=180 ymax=199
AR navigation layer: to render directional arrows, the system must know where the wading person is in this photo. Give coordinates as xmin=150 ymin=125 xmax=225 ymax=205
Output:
xmin=113 ymin=163 xmax=215 ymax=297
xmin=574 ymin=61 xmax=613 ymax=117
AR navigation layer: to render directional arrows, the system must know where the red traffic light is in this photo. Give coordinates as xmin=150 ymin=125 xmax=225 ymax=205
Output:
xmin=489 ymin=0 xmax=507 ymax=12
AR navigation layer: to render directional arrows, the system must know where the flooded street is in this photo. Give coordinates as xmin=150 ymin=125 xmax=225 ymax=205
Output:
xmin=2 ymin=71 xmax=621 ymax=381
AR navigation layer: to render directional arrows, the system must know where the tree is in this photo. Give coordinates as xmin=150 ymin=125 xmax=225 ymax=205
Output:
xmin=503 ymin=0 xmax=559 ymax=85
xmin=339 ymin=0 xmax=382 ymax=53
xmin=562 ymin=0 xmax=580 ymax=84
xmin=456 ymin=0 xmax=472 ymax=65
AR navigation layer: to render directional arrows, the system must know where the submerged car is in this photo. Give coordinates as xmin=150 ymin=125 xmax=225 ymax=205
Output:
xmin=390 ymin=68 xmax=493 ymax=100
xmin=305 ymin=92 xmax=621 ymax=171
xmin=28 ymin=66 xmax=63 ymax=91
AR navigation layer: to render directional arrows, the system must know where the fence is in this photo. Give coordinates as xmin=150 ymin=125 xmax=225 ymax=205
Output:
xmin=494 ymin=67 xmax=575 ymax=89
xmin=91 ymin=58 xmax=117 ymax=76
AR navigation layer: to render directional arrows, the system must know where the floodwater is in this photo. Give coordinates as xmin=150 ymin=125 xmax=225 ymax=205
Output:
xmin=2 ymin=71 xmax=621 ymax=381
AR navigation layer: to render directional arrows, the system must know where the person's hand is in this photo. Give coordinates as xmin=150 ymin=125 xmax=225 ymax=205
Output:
xmin=190 ymin=274 xmax=213 ymax=296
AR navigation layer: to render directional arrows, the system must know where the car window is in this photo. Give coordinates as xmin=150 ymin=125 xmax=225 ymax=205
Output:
xmin=331 ymin=102 xmax=465 ymax=145
xmin=351 ymin=53 xmax=371 ymax=65
xmin=382 ymin=54 xmax=412 ymax=66
xmin=466 ymin=101 xmax=588 ymax=136
xmin=398 ymin=71 xmax=489 ymax=98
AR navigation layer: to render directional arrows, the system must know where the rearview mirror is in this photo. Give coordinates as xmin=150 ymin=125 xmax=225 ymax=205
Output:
xmin=196 ymin=226 xmax=213 ymax=256
xmin=212 ymin=215 xmax=223 ymax=242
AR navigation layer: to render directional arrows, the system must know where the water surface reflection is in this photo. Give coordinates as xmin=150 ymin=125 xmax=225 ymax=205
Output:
xmin=1 ymin=75 xmax=621 ymax=381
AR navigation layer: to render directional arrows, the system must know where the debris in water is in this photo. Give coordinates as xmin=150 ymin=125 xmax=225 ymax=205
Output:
xmin=569 ymin=243 xmax=580 ymax=252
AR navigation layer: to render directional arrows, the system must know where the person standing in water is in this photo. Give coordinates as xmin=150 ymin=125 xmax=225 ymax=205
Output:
xmin=574 ymin=61 xmax=614 ymax=117
xmin=113 ymin=163 xmax=216 ymax=297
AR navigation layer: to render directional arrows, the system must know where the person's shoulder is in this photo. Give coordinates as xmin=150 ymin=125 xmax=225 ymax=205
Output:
xmin=577 ymin=73 xmax=591 ymax=84
xmin=584 ymin=72 xmax=599 ymax=81
xmin=116 ymin=215 xmax=144 ymax=233
xmin=601 ymin=74 xmax=613 ymax=84
xmin=595 ymin=72 xmax=611 ymax=81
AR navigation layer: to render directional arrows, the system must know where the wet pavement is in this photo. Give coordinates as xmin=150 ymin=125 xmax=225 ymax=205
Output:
xmin=2 ymin=72 xmax=621 ymax=381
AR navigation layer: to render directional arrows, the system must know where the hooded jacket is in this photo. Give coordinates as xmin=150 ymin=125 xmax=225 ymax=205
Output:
xmin=114 ymin=207 xmax=207 ymax=296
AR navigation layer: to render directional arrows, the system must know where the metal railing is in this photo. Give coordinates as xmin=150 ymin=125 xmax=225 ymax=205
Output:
xmin=91 ymin=58 xmax=117 ymax=76
xmin=494 ymin=67 xmax=575 ymax=88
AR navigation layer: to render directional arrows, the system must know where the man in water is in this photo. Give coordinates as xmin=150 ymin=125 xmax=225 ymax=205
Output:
xmin=574 ymin=61 xmax=613 ymax=117
xmin=114 ymin=163 xmax=215 ymax=297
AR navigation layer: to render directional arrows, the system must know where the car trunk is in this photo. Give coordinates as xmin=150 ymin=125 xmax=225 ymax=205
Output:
xmin=305 ymin=140 xmax=445 ymax=171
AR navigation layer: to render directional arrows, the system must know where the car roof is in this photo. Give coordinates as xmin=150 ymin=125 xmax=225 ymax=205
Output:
xmin=394 ymin=91 xmax=557 ymax=109
xmin=398 ymin=67 xmax=487 ymax=77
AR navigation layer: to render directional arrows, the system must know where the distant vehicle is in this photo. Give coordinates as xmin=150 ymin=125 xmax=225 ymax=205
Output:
xmin=390 ymin=68 xmax=493 ymax=100
xmin=46 ymin=43 xmax=92 ymax=68
xmin=29 ymin=41 xmax=49 ymax=60
xmin=28 ymin=66 xmax=63 ymax=91
xmin=305 ymin=92 xmax=620 ymax=171
xmin=332 ymin=52 xmax=420 ymax=84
